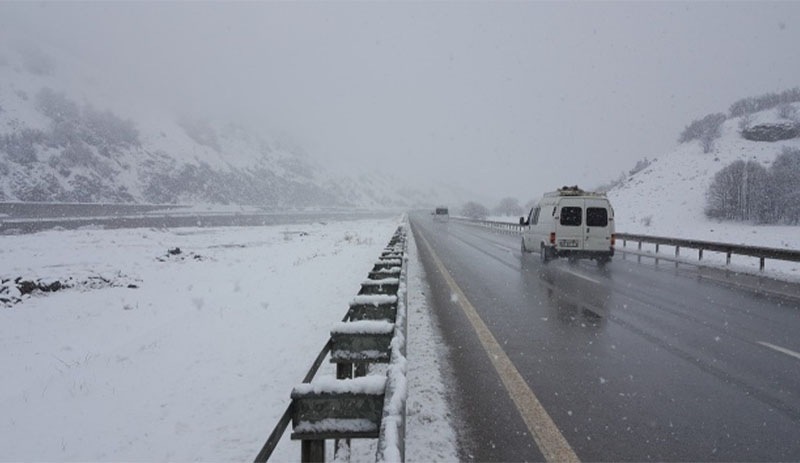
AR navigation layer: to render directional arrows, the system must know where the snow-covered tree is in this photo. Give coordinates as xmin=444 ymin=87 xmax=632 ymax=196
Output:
xmin=769 ymin=147 xmax=800 ymax=224
xmin=706 ymin=160 xmax=770 ymax=222
xmin=461 ymin=201 xmax=489 ymax=220
xmin=678 ymin=113 xmax=726 ymax=153
xmin=777 ymin=103 xmax=798 ymax=121
xmin=493 ymin=197 xmax=523 ymax=216
xmin=729 ymin=87 xmax=800 ymax=118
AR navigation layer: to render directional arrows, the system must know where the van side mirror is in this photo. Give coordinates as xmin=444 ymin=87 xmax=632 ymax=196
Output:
xmin=519 ymin=217 xmax=527 ymax=226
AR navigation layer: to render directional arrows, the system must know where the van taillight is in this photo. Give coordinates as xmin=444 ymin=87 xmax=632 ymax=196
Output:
xmin=611 ymin=233 xmax=616 ymax=246
xmin=549 ymin=232 xmax=556 ymax=245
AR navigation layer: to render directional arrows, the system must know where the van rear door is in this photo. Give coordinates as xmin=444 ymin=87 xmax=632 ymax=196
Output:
xmin=584 ymin=198 xmax=611 ymax=251
xmin=556 ymin=198 xmax=584 ymax=250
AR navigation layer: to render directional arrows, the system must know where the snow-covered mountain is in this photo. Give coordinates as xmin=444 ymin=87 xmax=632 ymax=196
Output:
xmin=607 ymin=101 xmax=800 ymax=249
xmin=0 ymin=43 xmax=464 ymax=209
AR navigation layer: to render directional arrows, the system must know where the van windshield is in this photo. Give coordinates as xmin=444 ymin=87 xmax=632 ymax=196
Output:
xmin=587 ymin=207 xmax=608 ymax=227
xmin=560 ymin=207 xmax=582 ymax=226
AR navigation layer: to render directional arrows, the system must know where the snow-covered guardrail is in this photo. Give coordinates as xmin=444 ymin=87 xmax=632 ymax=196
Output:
xmin=451 ymin=217 xmax=800 ymax=272
xmin=254 ymin=225 xmax=408 ymax=462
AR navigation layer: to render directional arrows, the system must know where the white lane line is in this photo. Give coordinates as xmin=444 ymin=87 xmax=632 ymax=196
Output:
xmin=757 ymin=341 xmax=800 ymax=361
xmin=491 ymin=242 xmax=515 ymax=252
xmin=562 ymin=269 xmax=601 ymax=284
xmin=417 ymin=231 xmax=579 ymax=463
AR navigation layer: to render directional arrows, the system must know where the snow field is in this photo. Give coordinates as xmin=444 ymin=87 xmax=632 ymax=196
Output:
xmin=2 ymin=218 xmax=410 ymax=461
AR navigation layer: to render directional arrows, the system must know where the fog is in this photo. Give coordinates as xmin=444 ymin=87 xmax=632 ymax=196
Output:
xmin=2 ymin=1 xmax=799 ymax=203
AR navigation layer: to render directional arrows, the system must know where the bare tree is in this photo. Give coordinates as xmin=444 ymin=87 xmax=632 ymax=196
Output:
xmin=706 ymin=160 xmax=770 ymax=222
xmin=738 ymin=113 xmax=752 ymax=133
xmin=678 ymin=113 xmax=726 ymax=153
xmin=770 ymin=147 xmax=800 ymax=224
xmin=461 ymin=201 xmax=489 ymax=220
xmin=493 ymin=197 xmax=523 ymax=216
xmin=777 ymin=103 xmax=798 ymax=121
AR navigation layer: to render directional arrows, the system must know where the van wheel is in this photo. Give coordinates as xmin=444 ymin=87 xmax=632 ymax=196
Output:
xmin=540 ymin=244 xmax=551 ymax=264
xmin=597 ymin=256 xmax=611 ymax=267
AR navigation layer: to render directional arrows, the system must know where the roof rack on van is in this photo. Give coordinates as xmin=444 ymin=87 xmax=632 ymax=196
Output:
xmin=543 ymin=185 xmax=606 ymax=197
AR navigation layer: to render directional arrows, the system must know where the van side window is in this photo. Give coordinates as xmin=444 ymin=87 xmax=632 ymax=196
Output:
xmin=560 ymin=207 xmax=582 ymax=226
xmin=587 ymin=207 xmax=608 ymax=227
xmin=531 ymin=207 xmax=540 ymax=225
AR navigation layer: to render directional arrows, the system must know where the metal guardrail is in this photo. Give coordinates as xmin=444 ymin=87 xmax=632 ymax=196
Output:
xmin=449 ymin=216 xmax=524 ymax=234
xmin=451 ymin=217 xmax=800 ymax=272
xmin=254 ymin=223 xmax=409 ymax=462
xmin=616 ymin=233 xmax=800 ymax=270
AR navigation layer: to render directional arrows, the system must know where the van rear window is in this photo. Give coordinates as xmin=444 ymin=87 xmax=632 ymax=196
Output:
xmin=560 ymin=207 xmax=582 ymax=226
xmin=587 ymin=207 xmax=608 ymax=227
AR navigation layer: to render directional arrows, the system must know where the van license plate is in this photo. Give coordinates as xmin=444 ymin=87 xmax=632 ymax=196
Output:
xmin=558 ymin=239 xmax=579 ymax=247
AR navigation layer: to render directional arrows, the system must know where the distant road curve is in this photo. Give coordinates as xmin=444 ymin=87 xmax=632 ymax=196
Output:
xmin=0 ymin=202 xmax=397 ymax=234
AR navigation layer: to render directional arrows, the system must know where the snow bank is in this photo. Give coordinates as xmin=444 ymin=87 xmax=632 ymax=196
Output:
xmin=295 ymin=419 xmax=378 ymax=434
xmin=331 ymin=320 xmax=395 ymax=335
xmin=361 ymin=278 xmax=400 ymax=286
xmin=292 ymin=376 xmax=387 ymax=396
xmin=351 ymin=295 xmax=398 ymax=306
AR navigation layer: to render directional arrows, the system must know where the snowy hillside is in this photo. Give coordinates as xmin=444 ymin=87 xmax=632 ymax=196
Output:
xmin=0 ymin=43 xmax=461 ymax=209
xmin=608 ymin=103 xmax=800 ymax=250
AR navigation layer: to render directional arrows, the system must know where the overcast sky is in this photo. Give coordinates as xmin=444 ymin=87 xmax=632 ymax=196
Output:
xmin=2 ymin=1 xmax=799 ymax=204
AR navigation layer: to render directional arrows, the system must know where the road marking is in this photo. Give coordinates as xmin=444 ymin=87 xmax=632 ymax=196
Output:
xmin=758 ymin=341 xmax=800 ymax=361
xmin=562 ymin=269 xmax=601 ymax=284
xmin=491 ymin=242 xmax=515 ymax=253
xmin=417 ymin=230 xmax=579 ymax=463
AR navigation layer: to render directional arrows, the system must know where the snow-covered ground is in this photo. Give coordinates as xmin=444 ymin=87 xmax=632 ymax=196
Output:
xmin=0 ymin=218 xmax=458 ymax=461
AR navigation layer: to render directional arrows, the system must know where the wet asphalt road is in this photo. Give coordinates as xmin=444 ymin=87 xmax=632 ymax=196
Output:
xmin=411 ymin=213 xmax=800 ymax=462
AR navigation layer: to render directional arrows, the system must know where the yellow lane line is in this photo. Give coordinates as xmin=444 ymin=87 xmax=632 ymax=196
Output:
xmin=417 ymin=230 xmax=579 ymax=463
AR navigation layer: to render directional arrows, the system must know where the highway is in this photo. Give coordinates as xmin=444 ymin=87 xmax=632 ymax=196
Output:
xmin=410 ymin=212 xmax=800 ymax=462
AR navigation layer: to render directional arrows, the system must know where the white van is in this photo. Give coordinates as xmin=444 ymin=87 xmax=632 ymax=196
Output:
xmin=520 ymin=186 xmax=615 ymax=265
xmin=433 ymin=206 xmax=449 ymax=222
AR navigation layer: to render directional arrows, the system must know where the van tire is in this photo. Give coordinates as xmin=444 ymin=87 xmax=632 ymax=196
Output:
xmin=597 ymin=256 xmax=611 ymax=267
xmin=540 ymin=244 xmax=551 ymax=264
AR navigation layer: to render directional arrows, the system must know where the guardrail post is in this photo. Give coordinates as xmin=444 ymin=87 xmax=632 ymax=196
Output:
xmin=726 ymin=251 xmax=731 ymax=265
xmin=301 ymin=440 xmax=325 ymax=462
xmin=655 ymin=243 xmax=659 ymax=265
xmin=675 ymin=245 xmax=680 ymax=268
xmin=699 ymin=249 xmax=703 ymax=261
xmin=638 ymin=241 xmax=642 ymax=263
xmin=760 ymin=257 xmax=765 ymax=271
xmin=336 ymin=363 xmax=353 ymax=379
xmin=334 ymin=362 xmax=352 ymax=463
